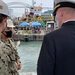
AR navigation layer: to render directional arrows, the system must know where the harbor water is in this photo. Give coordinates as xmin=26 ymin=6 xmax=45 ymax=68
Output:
xmin=16 ymin=41 xmax=42 ymax=73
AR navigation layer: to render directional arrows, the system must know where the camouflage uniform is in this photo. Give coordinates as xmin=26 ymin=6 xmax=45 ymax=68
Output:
xmin=1 ymin=38 xmax=20 ymax=75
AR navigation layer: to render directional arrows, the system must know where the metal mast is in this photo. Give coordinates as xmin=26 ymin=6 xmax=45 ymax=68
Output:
xmin=32 ymin=0 xmax=36 ymax=7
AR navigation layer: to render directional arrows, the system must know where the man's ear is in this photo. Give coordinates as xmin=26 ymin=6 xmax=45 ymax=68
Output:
xmin=59 ymin=8 xmax=64 ymax=17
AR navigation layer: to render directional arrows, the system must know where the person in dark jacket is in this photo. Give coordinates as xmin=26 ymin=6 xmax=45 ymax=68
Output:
xmin=37 ymin=0 xmax=75 ymax=75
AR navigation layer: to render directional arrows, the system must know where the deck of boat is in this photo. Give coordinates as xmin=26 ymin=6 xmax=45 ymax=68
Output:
xmin=19 ymin=72 xmax=37 ymax=75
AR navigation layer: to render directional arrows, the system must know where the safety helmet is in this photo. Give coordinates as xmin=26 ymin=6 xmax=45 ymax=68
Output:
xmin=0 ymin=1 xmax=10 ymax=17
xmin=7 ymin=19 xmax=15 ymax=27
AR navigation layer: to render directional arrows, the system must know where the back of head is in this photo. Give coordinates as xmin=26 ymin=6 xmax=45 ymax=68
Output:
xmin=53 ymin=0 xmax=75 ymax=16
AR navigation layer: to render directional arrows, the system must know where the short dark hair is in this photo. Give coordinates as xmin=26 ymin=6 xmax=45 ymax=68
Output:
xmin=0 ymin=14 xmax=7 ymax=23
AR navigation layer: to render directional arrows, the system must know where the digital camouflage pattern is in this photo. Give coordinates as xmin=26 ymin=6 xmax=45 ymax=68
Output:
xmin=0 ymin=38 xmax=20 ymax=75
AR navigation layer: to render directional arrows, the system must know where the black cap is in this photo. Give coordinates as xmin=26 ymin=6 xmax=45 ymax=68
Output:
xmin=53 ymin=1 xmax=75 ymax=16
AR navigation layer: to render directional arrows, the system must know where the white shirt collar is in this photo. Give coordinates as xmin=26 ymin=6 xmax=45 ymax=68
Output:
xmin=64 ymin=20 xmax=75 ymax=23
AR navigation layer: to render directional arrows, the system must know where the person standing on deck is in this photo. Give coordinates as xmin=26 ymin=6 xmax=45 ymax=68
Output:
xmin=0 ymin=1 xmax=21 ymax=75
xmin=1 ymin=19 xmax=22 ymax=72
xmin=37 ymin=0 xmax=75 ymax=75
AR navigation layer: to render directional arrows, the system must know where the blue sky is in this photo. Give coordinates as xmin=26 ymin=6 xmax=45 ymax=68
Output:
xmin=2 ymin=0 xmax=54 ymax=16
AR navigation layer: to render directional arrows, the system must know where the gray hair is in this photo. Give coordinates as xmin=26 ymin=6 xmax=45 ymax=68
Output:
xmin=62 ymin=7 xmax=75 ymax=15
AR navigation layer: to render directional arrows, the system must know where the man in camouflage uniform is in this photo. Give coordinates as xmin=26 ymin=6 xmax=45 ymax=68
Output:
xmin=1 ymin=34 xmax=21 ymax=75
xmin=0 ymin=1 xmax=21 ymax=75
xmin=1 ymin=19 xmax=21 ymax=70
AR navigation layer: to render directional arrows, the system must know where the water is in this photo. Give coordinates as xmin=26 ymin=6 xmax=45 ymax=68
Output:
xmin=16 ymin=41 xmax=42 ymax=73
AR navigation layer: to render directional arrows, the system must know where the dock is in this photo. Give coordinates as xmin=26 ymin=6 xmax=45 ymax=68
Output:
xmin=13 ymin=30 xmax=46 ymax=41
xmin=19 ymin=72 xmax=37 ymax=75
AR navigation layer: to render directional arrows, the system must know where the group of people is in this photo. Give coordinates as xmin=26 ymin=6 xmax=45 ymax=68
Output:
xmin=0 ymin=1 xmax=21 ymax=75
xmin=0 ymin=0 xmax=75 ymax=75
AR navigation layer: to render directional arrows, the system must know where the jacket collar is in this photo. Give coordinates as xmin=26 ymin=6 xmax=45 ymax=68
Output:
xmin=62 ymin=21 xmax=75 ymax=27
